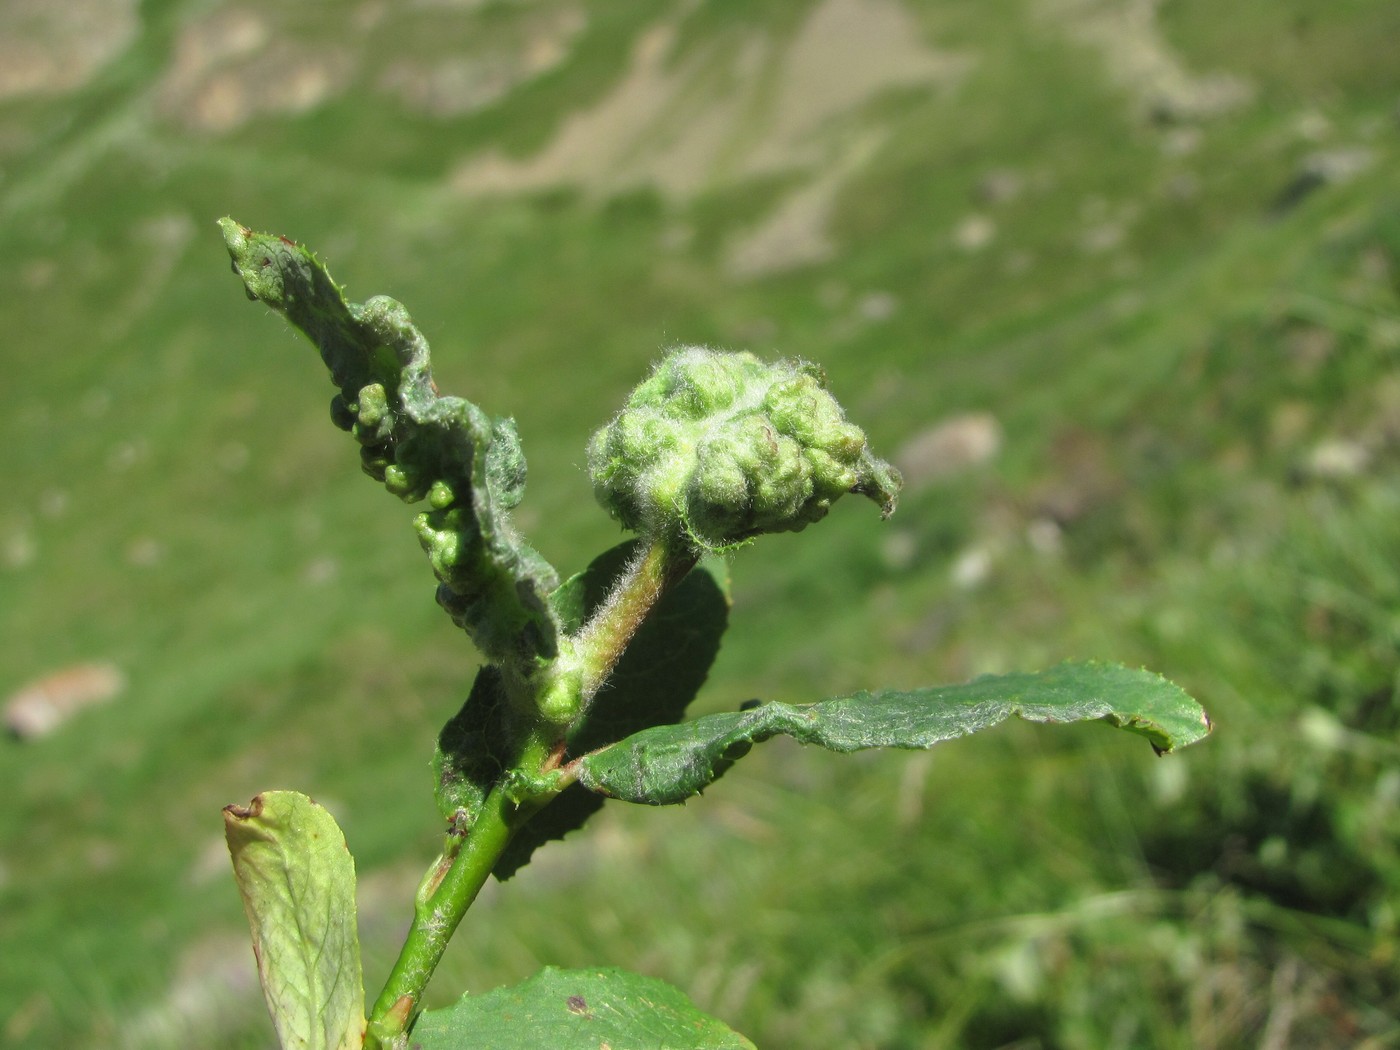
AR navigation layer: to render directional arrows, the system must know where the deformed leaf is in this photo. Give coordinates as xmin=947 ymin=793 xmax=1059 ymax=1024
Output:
xmin=224 ymin=791 xmax=364 ymax=1050
xmin=577 ymin=662 xmax=1211 ymax=805
xmin=409 ymin=967 xmax=756 ymax=1050
xmin=219 ymin=219 xmax=559 ymax=674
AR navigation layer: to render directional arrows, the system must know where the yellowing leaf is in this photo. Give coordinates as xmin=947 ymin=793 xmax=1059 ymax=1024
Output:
xmin=224 ymin=791 xmax=365 ymax=1050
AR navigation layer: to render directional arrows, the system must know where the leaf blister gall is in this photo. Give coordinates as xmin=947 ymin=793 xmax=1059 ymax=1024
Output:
xmin=218 ymin=218 xmax=561 ymax=677
xmin=587 ymin=347 xmax=902 ymax=553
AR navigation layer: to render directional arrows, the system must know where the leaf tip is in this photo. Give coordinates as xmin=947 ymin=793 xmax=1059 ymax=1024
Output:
xmin=223 ymin=794 xmax=265 ymax=823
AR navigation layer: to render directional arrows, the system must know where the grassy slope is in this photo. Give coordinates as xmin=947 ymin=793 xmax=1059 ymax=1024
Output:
xmin=1 ymin=0 xmax=1398 ymax=1046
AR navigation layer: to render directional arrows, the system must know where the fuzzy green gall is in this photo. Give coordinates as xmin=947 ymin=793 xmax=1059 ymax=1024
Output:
xmin=588 ymin=347 xmax=903 ymax=552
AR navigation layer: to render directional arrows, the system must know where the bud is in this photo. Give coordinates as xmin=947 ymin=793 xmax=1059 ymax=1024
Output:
xmin=588 ymin=347 xmax=901 ymax=552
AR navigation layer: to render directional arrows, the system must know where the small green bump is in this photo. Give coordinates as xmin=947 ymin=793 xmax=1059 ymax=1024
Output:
xmin=535 ymin=660 xmax=584 ymax=725
xmin=383 ymin=464 xmax=416 ymax=497
xmin=806 ymin=449 xmax=857 ymax=500
xmin=351 ymin=383 xmax=393 ymax=445
xmin=415 ymin=512 xmax=461 ymax=577
xmin=357 ymin=383 xmax=389 ymax=427
xmin=428 ymin=480 xmax=455 ymax=509
xmin=502 ymin=768 xmax=567 ymax=805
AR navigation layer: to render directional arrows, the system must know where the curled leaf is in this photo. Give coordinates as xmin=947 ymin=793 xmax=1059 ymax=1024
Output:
xmin=220 ymin=219 xmax=559 ymax=674
xmin=577 ymin=662 xmax=1211 ymax=805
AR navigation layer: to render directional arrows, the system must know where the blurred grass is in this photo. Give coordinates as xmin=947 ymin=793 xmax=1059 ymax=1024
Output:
xmin=2 ymin=0 xmax=1399 ymax=1046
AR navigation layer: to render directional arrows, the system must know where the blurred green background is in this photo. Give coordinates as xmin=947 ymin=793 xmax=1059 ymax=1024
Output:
xmin=2 ymin=1 xmax=1398 ymax=1046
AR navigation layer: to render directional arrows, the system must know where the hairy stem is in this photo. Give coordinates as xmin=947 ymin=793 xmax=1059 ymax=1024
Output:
xmin=572 ymin=535 xmax=698 ymax=704
xmin=365 ymin=734 xmax=557 ymax=1048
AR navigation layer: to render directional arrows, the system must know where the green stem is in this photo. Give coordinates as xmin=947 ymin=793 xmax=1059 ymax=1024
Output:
xmin=572 ymin=534 xmax=697 ymax=704
xmin=363 ymin=536 xmax=693 ymax=1047
xmin=365 ymin=734 xmax=556 ymax=1048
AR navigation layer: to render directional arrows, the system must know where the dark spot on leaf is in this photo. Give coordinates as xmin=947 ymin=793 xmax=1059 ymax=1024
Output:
xmin=224 ymin=795 xmax=265 ymax=821
xmin=566 ymin=995 xmax=588 ymax=1014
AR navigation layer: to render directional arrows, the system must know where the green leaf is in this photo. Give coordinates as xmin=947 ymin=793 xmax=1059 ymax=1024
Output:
xmin=219 ymin=219 xmax=559 ymax=674
xmin=434 ymin=541 xmax=730 ymax=878
xmin=224 ymin=791 xmax=364 ymax=1050
xmin=432 ymin=664 xmax=514 ymax=834
xmin=577 ymin=662 xmax=1211 ymax=805
xmin=409 ymin=967 xmax=755 ymax=1050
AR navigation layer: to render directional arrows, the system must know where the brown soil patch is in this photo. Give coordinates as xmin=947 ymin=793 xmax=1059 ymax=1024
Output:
xmin=0 ymin=0 xmax=139 ymax=99
xmin=451 ymin=0 xmax=972 ymax=200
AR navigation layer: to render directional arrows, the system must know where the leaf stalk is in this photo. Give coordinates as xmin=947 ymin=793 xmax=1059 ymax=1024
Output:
xmin=571 ymin=535 xmax=698 ymax=705
xmin=364 ymin=733 xmax=560 ymax=1048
